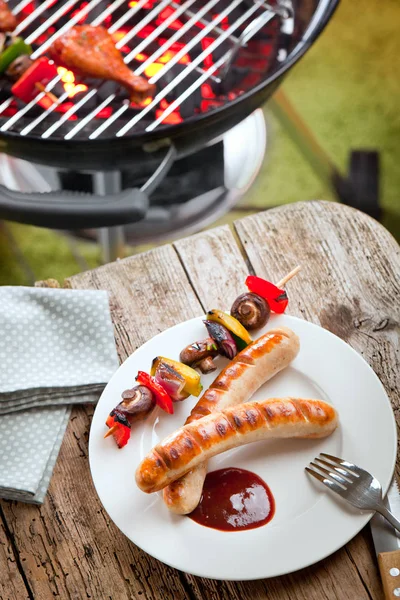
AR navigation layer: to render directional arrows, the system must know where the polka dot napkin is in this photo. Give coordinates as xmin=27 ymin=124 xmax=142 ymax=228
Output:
xmin=0 ymin=286 xmax=119 ymax=503
xmin=0 ymin=406 xmax=70 ymax=503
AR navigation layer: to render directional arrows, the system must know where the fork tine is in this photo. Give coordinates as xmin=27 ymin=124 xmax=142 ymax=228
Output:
xmin=305 ymin=466 xmax=347 ymax=496
xmin=309 ymin=462 xmax=348 ymax=487
xmin=319 ymin=453 xmax=361 ymax=477
xmin=319 ymin=453 xmax=348 ymax=464
xmin=315 ymin=458 xmax=355 ymax=480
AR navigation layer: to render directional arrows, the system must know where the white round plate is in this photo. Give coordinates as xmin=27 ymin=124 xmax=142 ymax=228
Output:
xmin=89 ymin=314 xmax=396 ymax=580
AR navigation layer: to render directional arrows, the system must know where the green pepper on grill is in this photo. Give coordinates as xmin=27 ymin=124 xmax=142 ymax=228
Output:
xmin=0 ymin=36 xmax=32 ymax=74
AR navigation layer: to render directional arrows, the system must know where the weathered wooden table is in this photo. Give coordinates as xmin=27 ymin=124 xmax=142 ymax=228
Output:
xmin=1 ymin=201 xmax=399 ymax=600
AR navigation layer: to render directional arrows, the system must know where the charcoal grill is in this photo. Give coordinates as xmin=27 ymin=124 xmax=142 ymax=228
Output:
xmin=0 ymin=0 xmax=339 ymax=231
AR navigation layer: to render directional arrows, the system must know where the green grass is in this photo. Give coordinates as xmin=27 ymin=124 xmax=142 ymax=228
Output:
xmin=245 ymin=0 xmax=400 ymax=233
xmin=0 ymin=223 xmax=100 ymax=286
xmin=1 ymin=0 xmax=399 ymax=285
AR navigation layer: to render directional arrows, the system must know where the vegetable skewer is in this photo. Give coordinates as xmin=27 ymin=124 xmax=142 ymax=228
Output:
xmin=104 ymin=266 xmax=301 ymax=445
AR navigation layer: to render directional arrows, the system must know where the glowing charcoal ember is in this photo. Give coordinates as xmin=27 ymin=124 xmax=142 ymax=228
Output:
xmin=57 ymin=66 xmax=88 ymax=98
xmin=70 ymin=2 xmax=89 ymax=24
xmin=97 ymin=106 xmax=113 ymax=118
xmin=156 ymin=6 xmax=184 ymax=30
xmin=144 ymin=62 xmax=163 ymax=78
xmin=111 ymin=30 xmax=131 ymax=54
xmin=155 ymin=97 xmax=182 ymax=124
xmin=201 ymin=37 xmax=214 ymax=69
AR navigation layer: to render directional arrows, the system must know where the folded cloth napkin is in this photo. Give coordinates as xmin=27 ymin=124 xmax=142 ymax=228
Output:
xmin=0 ymin=406 xmax=71 ymax=503
xmin=0 ymin=286 xmax=119 ymax=503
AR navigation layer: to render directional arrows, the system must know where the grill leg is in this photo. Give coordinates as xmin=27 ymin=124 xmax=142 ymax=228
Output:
xmin=269 ymin=88 xmax=343 ymax=189
xmin=93 ymin=172 xmax=125 ymax=263
xmin=268 ymin=89 xmax=381 ymax=218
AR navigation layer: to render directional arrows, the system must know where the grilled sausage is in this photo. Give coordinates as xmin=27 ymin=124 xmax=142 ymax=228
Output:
xmin=136 ymin=397 xmax=338 ymax=493
xmin=160 ymin=326 xmax=300 ymax=513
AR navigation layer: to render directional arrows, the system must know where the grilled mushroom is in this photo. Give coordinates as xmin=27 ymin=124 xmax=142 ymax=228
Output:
xmin=5 ymin=55 xmax=32 ymax=81
xmin=231 ymin=292 xmax=270 ymax=330
xmin=180 ymin=338 xmax=219 ymax=374
xmin=118 ymin=385 xmax=155 ymax=421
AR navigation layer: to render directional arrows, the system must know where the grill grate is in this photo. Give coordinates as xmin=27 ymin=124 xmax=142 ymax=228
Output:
xmin=0 ymin=0 xmax=288 ymax=139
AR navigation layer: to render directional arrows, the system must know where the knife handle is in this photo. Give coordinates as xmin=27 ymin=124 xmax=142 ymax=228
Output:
xmin=378 ymin=550 xmax=400 ymax=599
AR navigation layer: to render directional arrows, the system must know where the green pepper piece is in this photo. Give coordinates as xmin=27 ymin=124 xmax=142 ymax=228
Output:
xmin=0 ymin=38 xmax=32 ymax=74
xmin=230 ymin=332 xmax=248 ymax=352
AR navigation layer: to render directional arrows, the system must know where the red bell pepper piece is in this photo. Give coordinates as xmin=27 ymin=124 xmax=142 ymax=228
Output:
xmin=11 ymin=57 xmax=58 ymax=103
xmin=136 ymin=371 xmax=174 ymax=414
xmin=105 ymin=412 xmax=131 ymax=448
xmin=245 ymin=275 xmax=289 ymax=314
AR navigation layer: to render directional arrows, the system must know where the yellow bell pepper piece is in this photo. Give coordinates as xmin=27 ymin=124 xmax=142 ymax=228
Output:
xmin=206 ymin=309 xmax=252 ymax=345
xmin=150 ymin=357 xmax=203 ymax=397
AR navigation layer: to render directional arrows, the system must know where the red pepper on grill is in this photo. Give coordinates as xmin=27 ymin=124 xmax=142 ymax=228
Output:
xmin=11 ymin=57 xmax=58 ymax=103
xmin=245 ymin=275 xmax=289 ymax=314
xmin=136 ymin=371 xmax=174 ymax=414
xmin=105 ymin=410 xmax=131 ymax=448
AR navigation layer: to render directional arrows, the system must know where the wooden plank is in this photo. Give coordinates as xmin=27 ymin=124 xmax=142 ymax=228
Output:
xmin=346 ymin=529 xmax=384 ymax=600
xmin=1 ymin=245 xmax=203 ymax=600
xmin=0 ymin=510 xmax=30 ymax=600
xmin=174 ymin=218 xmax=378 ymax=600
xmin=174 ymin=225 xmax=249 ymax=311
xmin=68 ymin=245 xmax=203 ymax=362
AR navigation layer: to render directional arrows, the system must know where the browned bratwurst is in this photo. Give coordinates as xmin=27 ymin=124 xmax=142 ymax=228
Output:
xmin=136 ymin=397 xmax=338 ymax=493
xmin=161 ymin=326 xmax=300 ymax=513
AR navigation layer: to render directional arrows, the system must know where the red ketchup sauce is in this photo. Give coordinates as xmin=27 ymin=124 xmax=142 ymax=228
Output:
xmin=188 ymin=467 xmax=275 ymax=532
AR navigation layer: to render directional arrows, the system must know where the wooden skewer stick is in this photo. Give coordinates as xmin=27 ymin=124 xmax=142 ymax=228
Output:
xmin=35 ymin=82 xmax=59 ymax=104
xmin=276 ymin=265 xmax=301 ymax=288
xmin=104 ymin=424 xmax=119 ymax=438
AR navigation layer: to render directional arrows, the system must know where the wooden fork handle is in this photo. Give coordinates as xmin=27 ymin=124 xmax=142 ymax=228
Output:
xmin=378 ymin=549 xmax=400 ymax=599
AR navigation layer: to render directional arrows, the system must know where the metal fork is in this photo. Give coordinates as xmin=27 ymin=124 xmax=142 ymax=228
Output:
xmin=306 ymin=453 xmax=400 ymax=532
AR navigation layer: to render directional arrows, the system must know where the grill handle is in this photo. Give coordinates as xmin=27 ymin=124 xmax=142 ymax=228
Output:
xmin=0 ymin=145 xmax=177 ymax=229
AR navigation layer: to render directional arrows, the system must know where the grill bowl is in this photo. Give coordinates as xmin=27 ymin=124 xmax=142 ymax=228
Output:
xmin=0 ymin=0 xmax=338 ymax=170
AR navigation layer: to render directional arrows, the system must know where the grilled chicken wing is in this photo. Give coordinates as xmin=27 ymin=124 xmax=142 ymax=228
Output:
xmin=48 ymin=25 xmax=155 ymax=103
xmin=0 ymin=0 xmax=17 ymax=32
